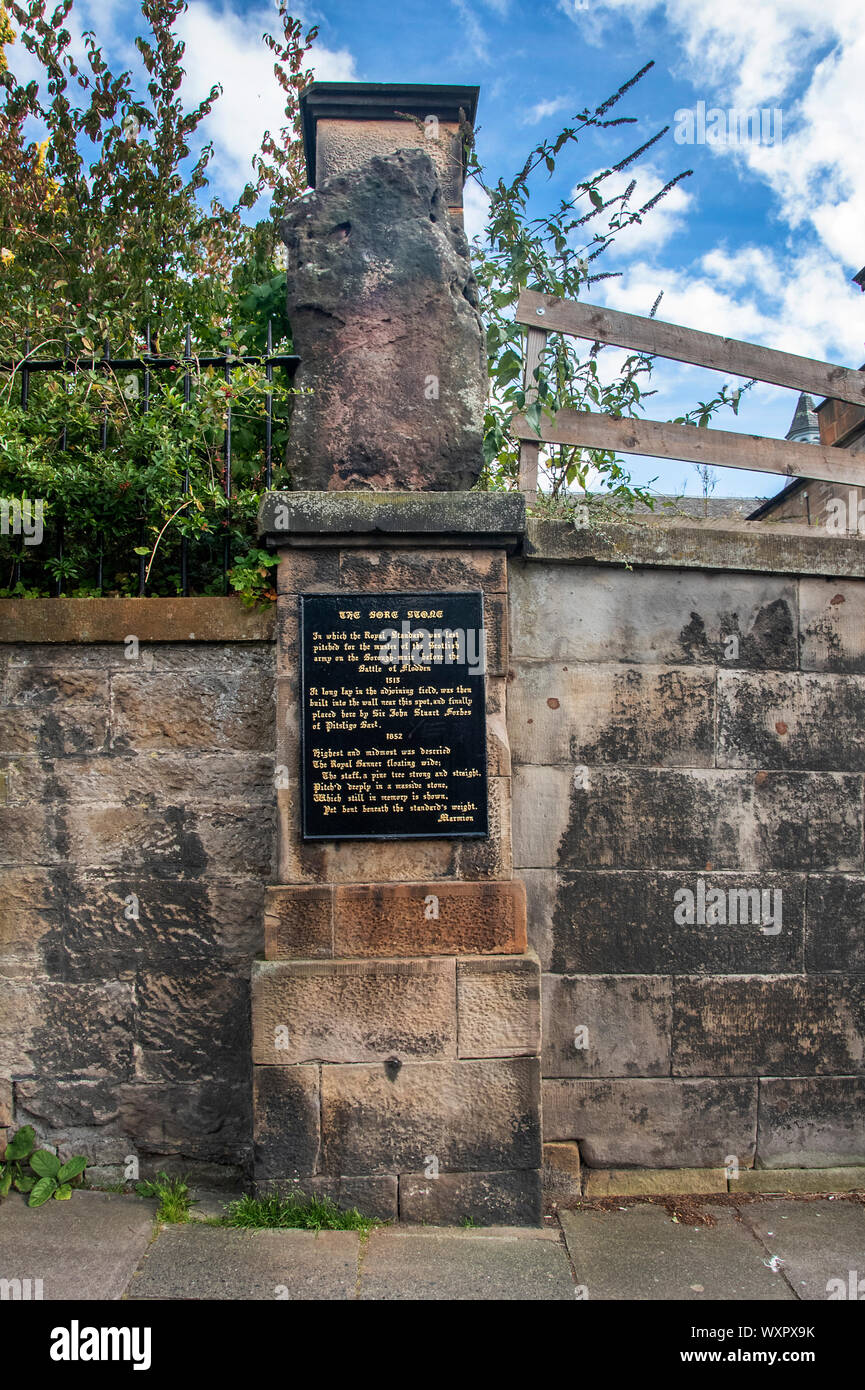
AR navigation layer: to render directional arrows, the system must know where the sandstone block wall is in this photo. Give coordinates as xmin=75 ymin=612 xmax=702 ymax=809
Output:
xmin=510 ymin=557 xmax=865 ymax=1172
xmin=0 ymin=634 xmax=276 ymax=1185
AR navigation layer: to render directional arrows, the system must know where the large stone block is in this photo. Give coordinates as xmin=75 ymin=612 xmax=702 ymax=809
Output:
xmin=508 ymin=565 xmax=797 ymax=667
xmin=554 ymin=768 xmax=863 ymax=872
xmin=805 ymin=875 xmax=865 ymax=971
xmin=551 ymin=871 xmax=805 ymax=975
xmin=333 ymin=880 xmax=526 ymax=957
xmin=253 ymin=1064 xmax=320 ymax=1178
xmin=280 ymin=148 xmax=486 ymax=490
xmin=717 ymin=670 xmax=865 ymax=769
xmin=338 ymin=546 xmax=507 ymax=594
xmin=135 ymin=965 xmax=250 ymax=1084
xmin=543 ymin=1077 xmax=758 ymax=1168
xmin=49 ymin=874 xmax=264 ymax=981
xmin=757 ymin=1076 xmax=865 ymax=1167
xmin=0 ymin=668 xmax=108 ymax=755
xmin=541 ymin=1141 xmax=581 ymax=1200
xmin=509 ymin=664 xmax=714 ymax=767
xmin=672 ymin=975 xmax=865 ymax=1076
xmin=542 ymin=974 xmax=671 ymax=1077
xmin=320 ymin=1058 xmax=541 ymax=1174
xmin=399 ymin=1169 xmax=542 ymax=1226
xmin=264 ymin=885 xmax=333 ymax=959
xmin=0 ymin=976 xmax=135 ymax=1081
xmin=118 ymin=1080 xmax=251 ymax=1164
xmin=457 ymin=955 xmax=540 ymax=1058
xmin=799 ymin=578 xmax=865 ymax=671
xmin=110 ymin=671 xmax=274 ymax=752
xmin=252 ymin=958 xmax=456 ymax=1065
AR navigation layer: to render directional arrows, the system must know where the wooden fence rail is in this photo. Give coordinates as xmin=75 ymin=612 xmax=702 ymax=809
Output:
xmin=513 ymin=289 xmax=865 ymax=496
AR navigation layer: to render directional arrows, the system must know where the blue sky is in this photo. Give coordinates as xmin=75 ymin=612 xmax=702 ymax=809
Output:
xmin=9 ymin=0 xmax=865 ymax=498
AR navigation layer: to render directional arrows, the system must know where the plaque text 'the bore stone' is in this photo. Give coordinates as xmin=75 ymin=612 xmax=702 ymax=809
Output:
xmin=300 ymin=591 xmax=488 ymax=840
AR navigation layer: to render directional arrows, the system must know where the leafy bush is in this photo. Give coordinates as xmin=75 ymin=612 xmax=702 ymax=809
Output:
xmin=0 ymin=1124 xmax=88 ymax=1205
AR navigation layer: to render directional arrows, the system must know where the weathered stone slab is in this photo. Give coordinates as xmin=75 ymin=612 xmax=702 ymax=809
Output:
xmin=522 ymin=867 xmax=557 ymax=971
xmin=135 ymin=965 xmax=250 ymax=1084
xmin=551 ymin=871 xmax=805 ymax=975
xmin=555 ymin=769 xmax=863 ymax=872
xmin=0 ymin=668 xmax=108 ymax=755
xmin=52 ymin=874 xmax=265 ymax=980
xmin=509 ymin=665 xmax=714 ymax=767
xmin=128 ymin=1225 xmax=359 ymax=1301
xmin=559 ymin=1203 xmax=794 ymax=1301
xmin=800 ymin=578 xmax=865 ymax=671
xmin=279 ymin=148 xmax=487 ymax=490
xmin=253 ymin=1064 xmax=320 ymax=1178
xmin=264 ymin=885 xmax=333 ymax=959
xmin=0 ymin=597 xmax=274 ymax=644
xmin=543 ymin=1078 xmax=758 ymax=1168
xmin=320 ymin=1058 xmax=541 ymax=1174
xmin=110 ymin=671 xmax=274 ymax=752
xmin=260 ymin=490 xmax=525 ymax=543
xmin=0 ymin=976 xmax=135 ymax=1081
xmin=62 ymin=801 xmax=275 ymax=877
xmin=333 ymin=881 xmax=526 ymax=957
xmin=509 ymin=564 xmax=797 ymax=666
xmin=360 ymin=1223 xmax=574 ymax=1299
xmin=757 ymin=1076 xmax=865 ymax=1167
xmin=252 ymin=958 xmax=456 ymax=1065
xmin=118 ymin=1081 xmax=251 ymax=1165
xmin=0 ymin=1190 xmax=158 ymax=1301
xmin=584 ymin=1167 xmax=726 ymax=1196
xmin=805 ymin=875 xmax=865 ymax=971
xmin=456 ymin=955 xmax=540 ymax=1058
xmin=717 ymin=670 xmax=865 ymax=769
xmin=736 ymin=1198 xmax=865 ymax=1301
xmin=542 ymin=1141 xmax=581 ymax=1199
xmin=338 ymin=547 xmax=507 ymax=594
xmin=672 ymin=975 xmax=865 ymax=1076
xmin=542 ymin=974 xmax=671 ymax=1078
xmin=399 ymin=1169 xmax=542 ymax=1226
xmin=512 ymin=765 xmax=572 ymax=869
xmin=734 ymin=1166 xmax=865 ymax=1193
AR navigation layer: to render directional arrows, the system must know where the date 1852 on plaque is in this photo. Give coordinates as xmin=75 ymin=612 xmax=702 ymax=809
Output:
xmin=299 ymin=592 xmax=488 ymax=840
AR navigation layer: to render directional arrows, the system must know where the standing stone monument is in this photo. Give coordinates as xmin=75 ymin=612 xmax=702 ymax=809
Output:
xmin=253 ymin=83 xmax=542 ymax=1225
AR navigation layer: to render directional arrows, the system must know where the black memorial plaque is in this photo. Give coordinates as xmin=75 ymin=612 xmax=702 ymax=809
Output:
xmin=300 ymin=591 xmax=488 ymax=840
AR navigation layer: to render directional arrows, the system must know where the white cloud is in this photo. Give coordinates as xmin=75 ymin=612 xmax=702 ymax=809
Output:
xmin=177 ymin=1 xmax=357 ymax=194
xmin=522 ymin=95 xmax=573 ymax=125
xmin=451 ymin=0 xmax=492 ymax=64
xmin=579 ymin=163 xmax=694 ymax=258
xmin=463 ymin=176 xmax=491 ymax=242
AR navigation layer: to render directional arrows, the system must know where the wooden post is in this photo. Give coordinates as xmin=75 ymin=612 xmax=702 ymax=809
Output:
xmin=517 ymin=325 xmax=547 ymax=500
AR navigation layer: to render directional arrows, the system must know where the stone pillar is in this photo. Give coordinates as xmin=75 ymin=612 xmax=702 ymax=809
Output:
xmin=252 ymin=491 xmax=542 ymax=1225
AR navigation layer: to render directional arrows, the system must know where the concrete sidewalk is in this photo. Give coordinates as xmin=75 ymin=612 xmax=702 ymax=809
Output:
xmin=0 ymin=1191 xmax=863 ymax=1301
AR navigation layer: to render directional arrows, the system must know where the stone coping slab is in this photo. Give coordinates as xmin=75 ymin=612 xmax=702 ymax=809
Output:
xmin=258 ymin=491 xmax=526 ymax=547
xmin=0 ymin=596 xmax=275 ymax=643
xmin=525 ymin=516 xmax=865 ymax=578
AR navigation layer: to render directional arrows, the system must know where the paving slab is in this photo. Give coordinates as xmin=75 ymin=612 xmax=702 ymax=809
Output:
xmin=126 ymin=1225 xmax=360 ymax=1301
xmin=359 ymin=1225 xmax=576 ymax=1300
xmin=559 ymin=1204 xmax=794 ymax=1300
xmin=737 ymin=1199 xmax=865 ymax=1301
xmin=0 ymin=1190 xmax=157 ymax=1300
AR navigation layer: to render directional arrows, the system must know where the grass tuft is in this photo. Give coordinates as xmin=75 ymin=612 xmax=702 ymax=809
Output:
xmin=135 ymin=1172 xmax=197 ymax=1224
xmin=223 ymin=1191 xmax=380 ymax=1233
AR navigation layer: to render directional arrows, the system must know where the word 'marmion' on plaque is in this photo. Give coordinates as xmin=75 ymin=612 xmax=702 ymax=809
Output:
xmin=299 ymin=591 xmax=488 ymax=840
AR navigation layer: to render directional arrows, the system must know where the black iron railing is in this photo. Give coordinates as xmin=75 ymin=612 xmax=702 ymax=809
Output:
xmin=0 ymin=323 xmax=299 ymax=596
